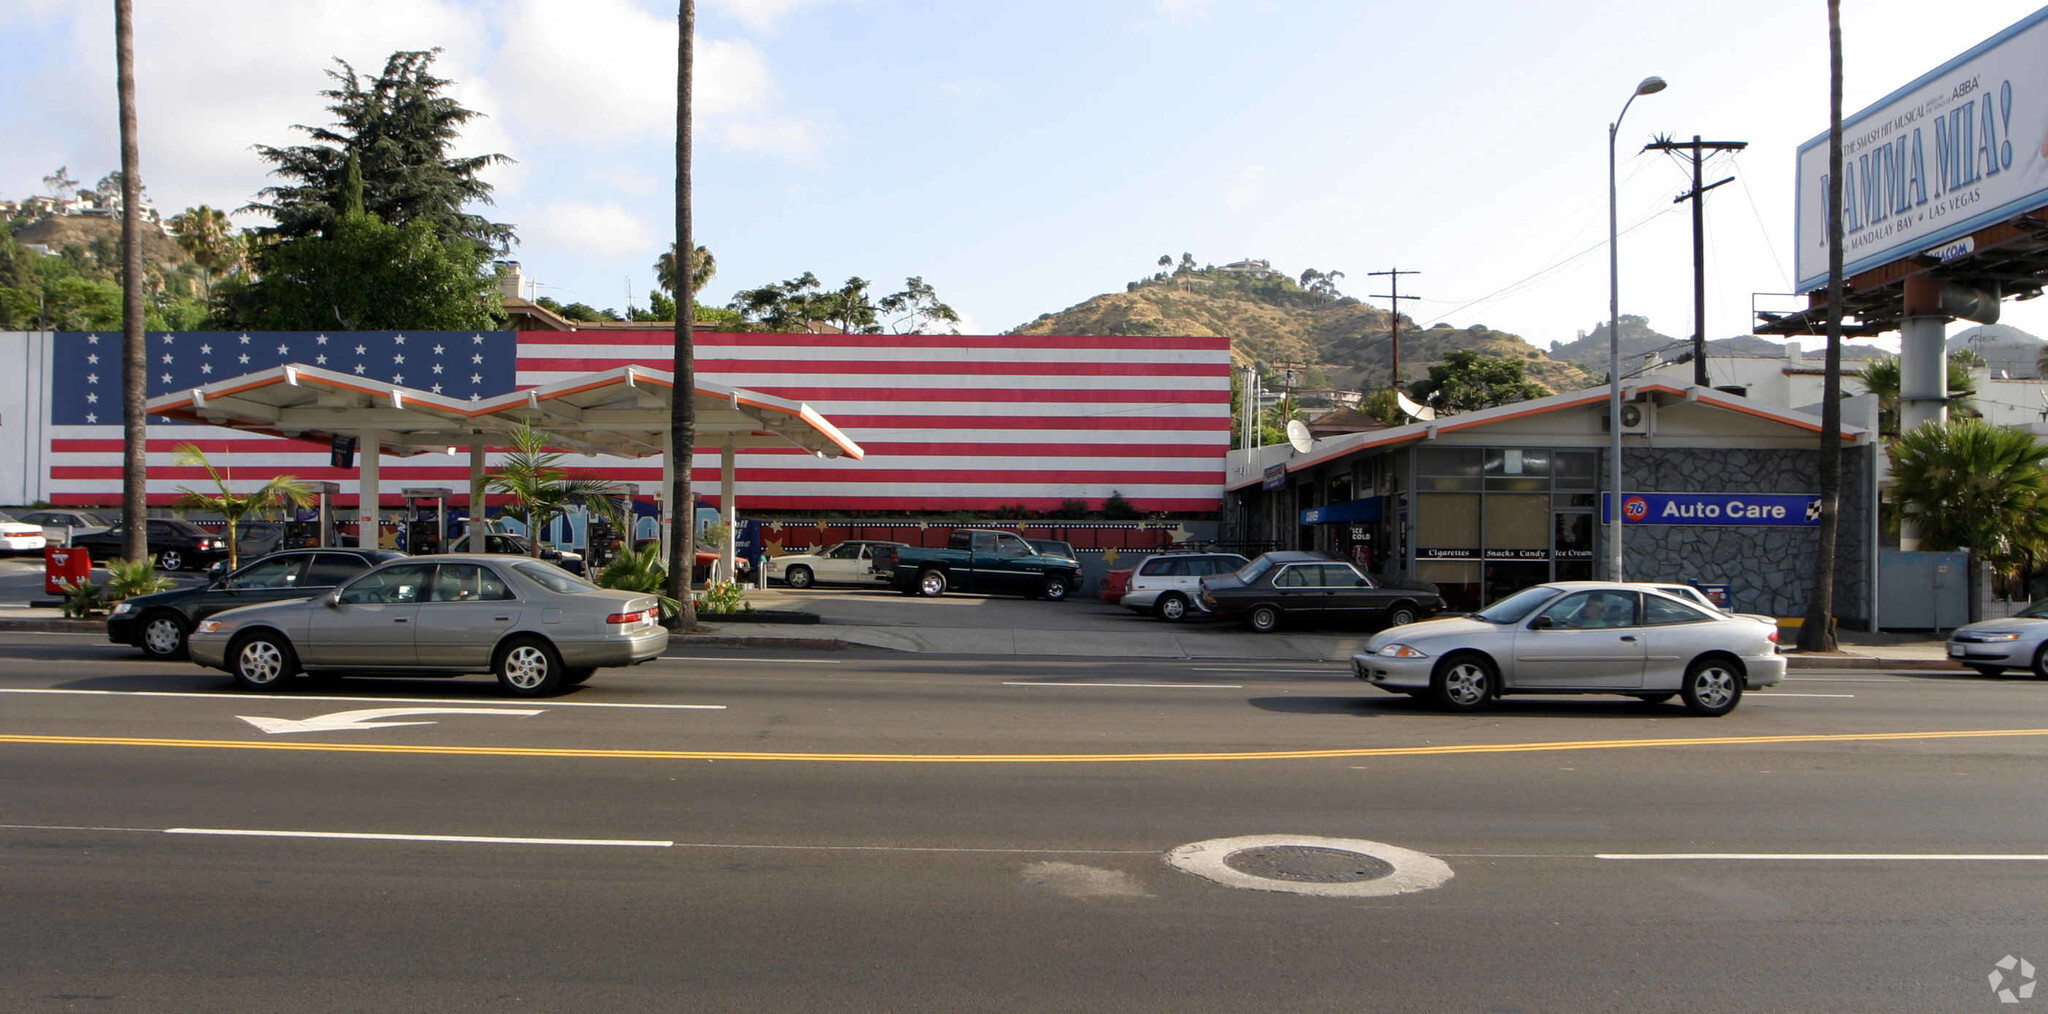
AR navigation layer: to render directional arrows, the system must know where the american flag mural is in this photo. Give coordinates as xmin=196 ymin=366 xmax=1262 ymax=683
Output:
xmin=27 ymin=330 xmax=1231 ymax=512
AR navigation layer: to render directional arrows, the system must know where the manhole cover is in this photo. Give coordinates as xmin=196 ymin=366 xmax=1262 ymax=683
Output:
xmin=1167 ymin=834 xmax=1454 ymax=897
xmin=1223 ymin=845 xmax=1395 ymax=883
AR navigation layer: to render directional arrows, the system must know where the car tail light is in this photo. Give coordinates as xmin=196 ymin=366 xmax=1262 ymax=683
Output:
xmin=606 ymin=608 xmax=652 ymax=624
xmin=1766 ymin=628 xmax=1779 ymax=643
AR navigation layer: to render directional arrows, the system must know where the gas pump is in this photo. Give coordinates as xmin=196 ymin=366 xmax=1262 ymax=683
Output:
xmin=401 ymin=487 xmax=453 ymax=555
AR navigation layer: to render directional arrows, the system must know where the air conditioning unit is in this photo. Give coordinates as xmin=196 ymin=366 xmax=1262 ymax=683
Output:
xmin=1602 ymin=399 xmax=1656 ymax=434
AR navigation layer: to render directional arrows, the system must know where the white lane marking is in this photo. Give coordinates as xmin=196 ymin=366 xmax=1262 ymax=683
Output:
xmin=1785 ymin=677 xmax=1910 ymax=683
xmin=1599 ymin=853 xmax=2048 ymax=861
xmin=1 ymin=823 xmax=1152 ymax=854
xmin=238 ymin=707 xmax=543 ymax=735
xmin=656 ymin=656 xmax=842 ymax=664
xmin=1188 ymin=667 xmax=1344 ymax=674
xmin=1749 ymin=693 xmax=1855 ymax=698
xmin=0 ymin=688 xmax=723 ymax=710
xmin=1002 ymin=681 xmax=1245 ymax=689
xmin=166 ymin=828 xmax=672 ymax=847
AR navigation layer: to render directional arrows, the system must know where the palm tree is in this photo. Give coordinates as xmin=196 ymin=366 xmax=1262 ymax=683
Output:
xmin=486 ymin=422 xmax=629 ymax=557
xmin=1854 ymin=356 xmax=1979 ymax=437
xmin=167 ymin=205 xmax=235 ymax=300
xmin=1888 ymin=418 xmax=2048 ymax=604
xmin=667 ymin=0 xmax=699 ymax=625
xmin=172 ymin=444 xmax=315 ymax=570
xmin=116 ymin=0 xmax=148 ymax=567
xmin=1801 ymin=0 xmax=1847 ymax=653
xmin=655 ymin=244 xmax=716 ymax=295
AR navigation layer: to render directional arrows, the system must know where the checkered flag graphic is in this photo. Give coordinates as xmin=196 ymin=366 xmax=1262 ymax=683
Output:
xmin=1804 ymin=498 xmax=1823 ymax=522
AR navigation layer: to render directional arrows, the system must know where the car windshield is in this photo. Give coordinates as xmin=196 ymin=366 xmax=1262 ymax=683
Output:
xmin=1234 ymin=556 xmax=1276 ymax=583
xmin=1474 ymin=585 xmax=1563 ymax=624
xmin=0 ymin=511 xmax=17 ymax=523
xmin=2017 ymin=600 xmax=2048 ymax=620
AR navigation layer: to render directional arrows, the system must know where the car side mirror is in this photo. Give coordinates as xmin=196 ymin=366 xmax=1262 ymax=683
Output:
xmin=325 ymin=590 xmax=343 ymax=607
xmin=1528 ymin=616 xmax=1555 ymax=630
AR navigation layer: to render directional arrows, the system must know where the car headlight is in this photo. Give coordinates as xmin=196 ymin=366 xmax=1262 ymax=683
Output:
xmin=110 ymin=601 xmax=134 ymax=616
xmin=1975 ymin=632 xmax=2023 ymax=641
xmin=1376 ymin=643 xmax=1429 ymax=658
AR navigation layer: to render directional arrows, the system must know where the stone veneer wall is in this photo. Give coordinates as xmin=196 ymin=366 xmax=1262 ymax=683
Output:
xmin=1598 ymin=445 xmax=1871 ymax=623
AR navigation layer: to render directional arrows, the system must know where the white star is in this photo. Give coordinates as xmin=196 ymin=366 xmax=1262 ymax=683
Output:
xmin=85 ymin=392 xmax=97 ymax=404
xmin=159 ymin=372 xmax=171 ymax=384
xmin=86 ymin=353 xmax=98 ymax=365
xmin=431 ymin=363 xmax=444 ymax=374
xmin=200 ymin=363 xmax=213 ymax=375
xmin=472 ymin=334 xmax=485 ymax=344
xmin=471 ymin=393 xmax=482 ymax=401
xmin=470 ymin=373 xmax=483 ymax=384
xmin=353 ymin=364 xmax=367 ymax=375
xmin=238 ymin=354 xmax=250 ymax=364
xmin=432 ymin=344 xmax=445 ymax=355
xmin=314 ymin=354 xmax=327 ymax=365
xmin=392 ymin=352 xmax=405 ymax=364
xmin=431 ymin=383 xmax=443 ymax=394
xmin=471 ymin=354 xmax=483 ymax=364
xmin=392 ymin=373 xmax=404 ymax=384
xmin=277 ymin=343 xmax=289 ymax=355
xmin=159 ymin=334 xmax=174 ymax=345
xmin=355 ymin=344 xmax=367 ymax=355
xmin=86 ymin=373 xmax=98 ymax=384
xmin=393 ymin=334 xmax=406 ymax=345
xmin=198 ymin=343 xmax=212 ymax=356
xmin=161 ymin=352 xmax=174 ymax=364
xmin=84 ymin=412 xmax=97 ymax=423
xmin=86 ymin=334 xmax=100 ymax=344
xmin=315 ymin=334 xmax=329 ymax=345
xmin=238 ymin=333 xmax=251 ymax=344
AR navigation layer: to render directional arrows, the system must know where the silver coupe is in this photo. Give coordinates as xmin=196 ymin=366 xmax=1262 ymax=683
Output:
xmin=188 ymin=554 xmax=668 ymax=696
xmin=1352 ymin=581 xmax=1785 ymax=716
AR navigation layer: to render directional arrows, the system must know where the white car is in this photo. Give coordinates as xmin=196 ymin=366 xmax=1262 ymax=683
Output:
xmin=0 ymin=510 xmax=50 ymax=554
xmin=1121 ymin=551 xmax=1248 ymax=621
xmin=1946 ymin=601 xmax=2048 ymax=677
xmin=15 ymin=509 xmax=115 ymax=545
xmin=766 ymin=540 xmax=906 ymax=589
xmin=1352 ymin=581 xmax=1784 ymax=716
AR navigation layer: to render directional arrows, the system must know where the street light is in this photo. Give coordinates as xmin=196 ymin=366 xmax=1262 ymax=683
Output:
xmin=1608 ymin=74 xmax=1665 ymax=583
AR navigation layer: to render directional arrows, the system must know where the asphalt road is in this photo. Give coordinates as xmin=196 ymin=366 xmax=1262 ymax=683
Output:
xmin=3 ymin=631 xmax=2046 ymax=1012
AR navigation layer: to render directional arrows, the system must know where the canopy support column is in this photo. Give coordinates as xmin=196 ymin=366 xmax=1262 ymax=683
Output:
xmin=469 ymin=438 xmax=488 ymax=552
xmin=357 ymin=430 xmax=381 ymax=550
xmin=659 ymin=429 xmax=675 ymax=567
xmin=721 ymin=440 xmax=737 ymax=585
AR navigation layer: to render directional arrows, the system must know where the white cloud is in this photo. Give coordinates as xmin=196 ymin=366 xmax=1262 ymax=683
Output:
xmin=703 ymin=0 xmax=839 ymax=35
xmin=722 ymin=117 xmax=821 ymax=157
xmin=525 ymin=201 xmax=658 ymax=257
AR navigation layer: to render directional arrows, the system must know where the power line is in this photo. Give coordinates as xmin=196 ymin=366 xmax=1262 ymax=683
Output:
xmin=1367 ymin=267 xmax=1421 ymax=389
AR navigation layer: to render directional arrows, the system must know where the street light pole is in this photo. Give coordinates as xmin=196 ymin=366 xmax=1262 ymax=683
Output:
xmin=1608 ymin=75 xmax=1665 ymax=584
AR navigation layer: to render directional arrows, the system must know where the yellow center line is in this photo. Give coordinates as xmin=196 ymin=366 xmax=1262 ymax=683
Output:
xmin=1 ymin=727 xmax=2045 ymax=763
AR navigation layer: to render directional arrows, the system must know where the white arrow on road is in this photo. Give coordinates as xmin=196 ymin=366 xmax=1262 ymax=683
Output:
xmin=238 ymin=707 xmax=543 ymax=735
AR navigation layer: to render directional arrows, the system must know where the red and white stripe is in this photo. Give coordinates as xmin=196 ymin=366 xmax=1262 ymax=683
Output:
xmin=47 ymin=332 xmax=1232 ymax=511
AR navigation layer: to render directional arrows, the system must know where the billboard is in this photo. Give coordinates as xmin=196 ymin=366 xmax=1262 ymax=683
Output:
xmin=1794 ymin=7 xmax=2048 ymax=293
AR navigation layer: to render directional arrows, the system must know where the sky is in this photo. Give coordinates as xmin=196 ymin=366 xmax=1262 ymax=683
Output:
xmin=7 ymin=0 xmax=2048 ymax=356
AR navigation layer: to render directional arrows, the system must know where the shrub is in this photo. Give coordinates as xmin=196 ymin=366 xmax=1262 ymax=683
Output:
xmin=104 ymin=556 xmax=173 ymax=601
xmin=697 ymin=580 xmax=751 ymax=615
xmin=58 ymin=578 xmax=106 ymax=618
xmin=595 ymin=543 xmax=681 ymax=620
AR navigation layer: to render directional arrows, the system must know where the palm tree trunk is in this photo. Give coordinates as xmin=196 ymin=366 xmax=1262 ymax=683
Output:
xmin=666 ymin=0 xmax=699 ymax=626
xmin=1800 ymin=0 xmax=1845 ymax=652
xmin=116 ymin=0 xmax=149 ymax=563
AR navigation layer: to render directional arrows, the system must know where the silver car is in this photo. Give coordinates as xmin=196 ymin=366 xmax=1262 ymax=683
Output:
xmin=1946 ymin=601 xmax=2048 ymax=677
xmin=766 ymin=540 xmax=905 ymax=589
xmin=1351 ymin=581 xmax=1785 ymax=716
xmin=188 ymin=554 xmax=668 ymax=697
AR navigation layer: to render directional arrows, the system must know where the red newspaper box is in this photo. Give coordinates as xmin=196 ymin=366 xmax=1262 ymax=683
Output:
xmin=45 ymin=546 xmax=91 ymax=595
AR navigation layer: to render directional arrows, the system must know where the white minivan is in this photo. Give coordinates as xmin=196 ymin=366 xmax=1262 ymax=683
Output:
xmin=1122 ymin=552 xmax=1248 ymax=621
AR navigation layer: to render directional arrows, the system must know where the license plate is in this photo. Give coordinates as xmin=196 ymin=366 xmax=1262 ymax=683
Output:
xmin=1948 ymin=643 xmax=1965 ymax=657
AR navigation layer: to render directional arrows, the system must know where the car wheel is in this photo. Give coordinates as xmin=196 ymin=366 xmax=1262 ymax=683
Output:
xmin=564 ymin=667 xmax=596 ymax=686
xmin=1430 ymin=653 xmax=1495 ymax=712
xmin=785 ymin=566 xmax=814 ymax=589
xmin=1040 ymin=575 xmax=1070 ymax=601
xmin=495 ymin=637 xmax=566 ymax=697
xmin=1155 ymin=593 xmax=1190 ymax=622
xmin=1385 ymin=603 xmax=1418 ymax=628
xmin=1970 ymin=664 xmax=2006 ymax=677
xmin=1636 ymin=693 xmax=1676 ymax=705
xmin=918 ymin=569 xmax=948 ymax=597
xmin=1681 ymin=657 xmax=1743 ymax=717
xmin=1248 ymin=605 xmax=1281 ymax=633
xmin=2032 ymin=643 xmax=2048 ymax=679
xmin=229 ymin=631 xmax=298 ymax=691
xmin=140 ymin=611 xmax=190 ymax=660
xmin=158 ymin=550 xmax=185 ymax=572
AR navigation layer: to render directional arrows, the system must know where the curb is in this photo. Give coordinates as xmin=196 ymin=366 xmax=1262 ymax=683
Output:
xmin=0 ymin=618 xmax=106 ymax=633
xmin=1784 ymin=654 xmax=1962 ymax=671
xmin=670 ymin=633 xmax=875 ymax=651
xmin=692 ymin=610 xmax=821 ymax=626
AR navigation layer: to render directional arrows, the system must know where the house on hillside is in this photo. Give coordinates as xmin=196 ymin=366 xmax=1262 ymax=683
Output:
xmin=1219 ymin=258 xmax=1277 ymax=279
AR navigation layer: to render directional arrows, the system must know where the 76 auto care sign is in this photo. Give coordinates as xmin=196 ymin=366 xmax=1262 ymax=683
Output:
xmin=1601 ymin=493 xmax=1822 ymax=527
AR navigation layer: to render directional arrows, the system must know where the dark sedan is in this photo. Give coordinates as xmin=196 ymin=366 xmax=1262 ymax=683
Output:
xmin=107 ymin=548 xmax=404 ymax=659
xmin=1198 ymin=551 xmax=1442 ymax=633
xmin=71 ymin=517 xmax=231 ymax=572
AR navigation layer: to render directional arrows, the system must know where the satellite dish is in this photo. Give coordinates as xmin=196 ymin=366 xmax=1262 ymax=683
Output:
xmin=1285 ymin=419 xmax=1314 ymax=454
xmin=1395 ymin=391 xmax=1437 ymax=421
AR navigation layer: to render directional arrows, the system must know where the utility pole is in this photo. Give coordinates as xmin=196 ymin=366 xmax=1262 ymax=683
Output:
xmin=1644 ymin=135 xmax=1746 ymax=387
xmin=1367 ymin=268 xmax=1421 ymax=391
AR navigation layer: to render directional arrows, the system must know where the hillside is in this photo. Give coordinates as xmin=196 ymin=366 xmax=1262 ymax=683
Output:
xmin=1544 ymin=314 xmax=1889 ymax=373
xmin=1008 ymin=265 xmax=1594 ymax=394
xmin=12 ymin=214 xmax=188 ymax=267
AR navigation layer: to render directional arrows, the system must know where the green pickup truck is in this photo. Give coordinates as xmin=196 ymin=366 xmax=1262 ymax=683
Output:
xmin=874 ymin=529 xmax=1082 ymax=600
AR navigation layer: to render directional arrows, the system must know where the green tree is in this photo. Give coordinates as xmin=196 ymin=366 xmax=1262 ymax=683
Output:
xmin=220 ymin=152 xmax=503 ymax=330
xmin=1361 ymin=388 xmax=1406 ymax=426
xmin=172 ymin=443 xmax=315 ymax=570
xmin=1887 ymin=418 xmax=2048 ymax=600
xmin=486 ymin=422 xmax=629 ymax=557
xmin=1404 ymin=349 xmax=1548 ymax=413
xmin=729 ymin=271 xmax=826 ymax=331
xmin=1853 ymin=356 xmax=1978 ymax=438
xmin=816 ymin=276 xmax=880 ymax=334
xmin=878 ymin=276 xmax=959 ymax=334
xmin=655 ymin=244 xmax=716 ymax=296
xmin=167 ymin=205 xmax=235 ymax=300
xmin=247 ymin=49 xmax=514 ymax=254
xmin=42 ymin=166 xmax=79 ymax=200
